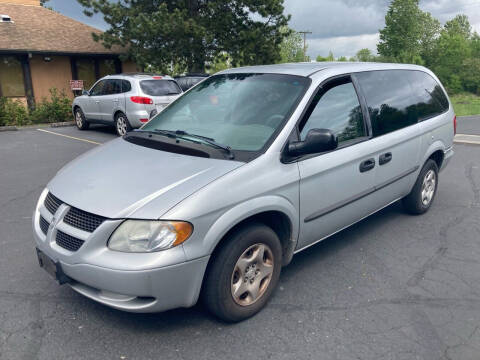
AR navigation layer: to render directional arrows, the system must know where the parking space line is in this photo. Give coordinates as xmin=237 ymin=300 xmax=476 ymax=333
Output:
xmin=36 ymin=129 xmax=101 ymax=145
xmin=455 ymin=134 xmax=480 ymax=145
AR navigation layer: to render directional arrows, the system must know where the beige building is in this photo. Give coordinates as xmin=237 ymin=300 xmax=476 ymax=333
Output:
xmin=0 ymin=0 xmax=139 ymax=108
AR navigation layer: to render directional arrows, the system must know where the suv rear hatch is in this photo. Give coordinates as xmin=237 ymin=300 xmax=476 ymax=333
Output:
xmin=139 ymin=79 xmax=182 ymax=113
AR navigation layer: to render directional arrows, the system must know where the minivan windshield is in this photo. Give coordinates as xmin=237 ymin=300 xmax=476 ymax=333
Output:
xmin=141 ymin=74 xmax=310 ymax=151
xmin=140 ymin=80 xmax=182 ymax=96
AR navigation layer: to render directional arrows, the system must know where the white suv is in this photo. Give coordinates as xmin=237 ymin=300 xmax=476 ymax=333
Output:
xmin=72 ymin=73 xmax=182 ymax=136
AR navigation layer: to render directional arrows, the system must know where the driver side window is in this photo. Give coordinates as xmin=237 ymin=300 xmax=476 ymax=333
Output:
xmin=300 ymin=80 xmax=366 ymax=144
xmin=89 ymin=80 xmax=106 ymax=96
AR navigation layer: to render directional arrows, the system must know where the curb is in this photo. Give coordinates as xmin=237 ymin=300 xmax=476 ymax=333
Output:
xmin=0 ymin=121 xmax=75 ymax=132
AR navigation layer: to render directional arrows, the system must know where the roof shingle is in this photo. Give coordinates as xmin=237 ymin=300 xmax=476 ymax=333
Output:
xmin=0 ymin=3 xmax=124 ymax=54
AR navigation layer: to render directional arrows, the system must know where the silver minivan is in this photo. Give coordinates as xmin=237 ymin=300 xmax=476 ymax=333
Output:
xmin=72 ymin=73 xmax=182 ymax=136
xmin=34 ymin=63 xmax=455 ymax=322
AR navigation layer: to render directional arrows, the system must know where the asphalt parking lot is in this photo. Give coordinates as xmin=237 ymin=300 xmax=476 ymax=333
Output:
xmin=1 ymin=118 xmax=480 ymax=360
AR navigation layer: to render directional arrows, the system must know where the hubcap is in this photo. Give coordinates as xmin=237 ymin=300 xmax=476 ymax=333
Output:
xmin=75 ymin=111 xmax=83 ymax=127
xmin=421 ymin=169 xmax=436 ymax=206
xmin=117 ymin=116 xmax=127 ymax=135
xmin=231 ymin=243 xmax=274 ymax=306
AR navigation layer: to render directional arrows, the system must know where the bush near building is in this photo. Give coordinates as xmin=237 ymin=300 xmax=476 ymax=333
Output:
xmin=0 ymin=87 xmax=72 ymax=127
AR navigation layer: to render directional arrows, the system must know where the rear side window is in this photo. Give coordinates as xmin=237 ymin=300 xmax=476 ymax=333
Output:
xmin=140 ymin=80 xmax=181 ymax=96
xmin=356 ymin=70 xmax=417 ymax=137
xmin=300 ymin=79 xmax=366 ymax=144
xmin=121 ymin=80 xmax=131 ymax=93
xmin=406 ymin=71 xmax=449 ymax=121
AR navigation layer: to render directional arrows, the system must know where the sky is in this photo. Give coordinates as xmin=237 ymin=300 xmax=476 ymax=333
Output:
xmin=47 ymin=0 xmax=480 ymax=58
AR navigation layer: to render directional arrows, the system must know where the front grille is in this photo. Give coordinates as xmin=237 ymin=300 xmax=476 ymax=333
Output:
xmin=39 ymin=216 xmax=49 ymax=235
xmin=63 ymin=207 xmax=106 ymax=233
xmin=56 ymin=230 xmax=84 ymax=252
xmin=44 ymin=192 xmax=62 ymax=214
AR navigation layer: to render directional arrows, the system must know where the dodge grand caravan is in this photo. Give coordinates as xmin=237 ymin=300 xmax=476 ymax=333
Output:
xmin=34 ymin=63 xmax=455 ymax=322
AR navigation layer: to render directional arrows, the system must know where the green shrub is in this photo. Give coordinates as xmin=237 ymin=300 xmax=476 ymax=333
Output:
xmin=29 ymin=88 xmax=72 ymax=124
xmin=0 ymin=97 xmax=29 ymax=127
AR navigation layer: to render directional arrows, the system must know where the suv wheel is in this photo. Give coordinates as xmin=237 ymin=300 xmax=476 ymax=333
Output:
xmin=115 ymin=113 xmax=132 ymax=136
xmin=74 ymin=108 xmax=89 ymax=130
xmin=403 ymin=159 xmax=439 ymax=214
xmin=202 ymin=223 xmax=282 ymax=322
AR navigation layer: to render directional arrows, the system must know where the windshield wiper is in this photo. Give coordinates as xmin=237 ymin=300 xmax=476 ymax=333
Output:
xmin=156 ymin=129 xmax=235 ymax=159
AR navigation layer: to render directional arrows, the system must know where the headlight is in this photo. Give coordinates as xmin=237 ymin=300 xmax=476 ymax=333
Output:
xmin=108 ymin=220 xmax=193 ymax=252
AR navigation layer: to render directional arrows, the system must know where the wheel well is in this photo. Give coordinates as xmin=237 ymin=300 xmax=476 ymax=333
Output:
xmin=73 ymin=105 xmax=80 ymax=113
xmin=428 ymin=150 xmax=444 ymax=169
xmin=212 ymin=211 xmax=293 ymax=265
xmin=114 ymin=110 xmax=125 ymax=121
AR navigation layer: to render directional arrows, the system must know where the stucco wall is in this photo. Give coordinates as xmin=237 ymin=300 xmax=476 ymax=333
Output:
xmin=30 ymin=55 xmax=73 ymax=101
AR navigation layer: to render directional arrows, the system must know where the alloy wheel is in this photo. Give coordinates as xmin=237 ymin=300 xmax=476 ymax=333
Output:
xmin=75 ymin=111 xmax=83 ymax=128
xmin=116 ymin=116 xmax=128 ymax=136
xmin=231 ymin=243 xmax=274 ymax=306
xmin=421 ymin=169 xmax=436 ymax=206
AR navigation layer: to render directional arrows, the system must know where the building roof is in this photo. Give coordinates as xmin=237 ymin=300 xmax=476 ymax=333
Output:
xmin=220 ymin=62 xmax=428 ymax=78
xmin=0 ymin=3 xmax=124 ymax=55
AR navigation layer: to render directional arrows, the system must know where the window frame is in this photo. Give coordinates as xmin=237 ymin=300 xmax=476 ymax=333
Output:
xmin=352 ymin=69 xmax=450 ymax=139
xmin=282 ymin=73 xmax=371 ymax=164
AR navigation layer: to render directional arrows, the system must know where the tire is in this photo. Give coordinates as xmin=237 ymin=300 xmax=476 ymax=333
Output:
xmin=74 ymin=108 xmax=89 ymax=130
xmin=202 ymin=223 xmax=282 ymax=322
xmin=402 ymin=159 xmax=439 ymax=215
xmin=115 ymin=112 xmax=132 ymax=136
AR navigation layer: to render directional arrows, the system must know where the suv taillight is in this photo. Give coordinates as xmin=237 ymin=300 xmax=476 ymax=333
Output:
xmin=453 ymin=115 xmax=457 ymax=135
xmin=130 ymin=96 xmax=153 ymax=105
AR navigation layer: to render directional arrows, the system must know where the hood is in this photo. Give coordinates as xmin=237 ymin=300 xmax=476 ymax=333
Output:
xmin=48 ymin=138 xmax=243 ymax=219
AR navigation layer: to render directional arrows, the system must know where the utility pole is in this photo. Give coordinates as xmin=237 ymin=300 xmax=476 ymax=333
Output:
xmin=299 ymin=31 xmax=312 ymax=62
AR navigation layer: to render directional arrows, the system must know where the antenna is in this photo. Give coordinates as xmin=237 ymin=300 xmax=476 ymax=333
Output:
xmin=298 ymin=31 xmax=312 ymax=61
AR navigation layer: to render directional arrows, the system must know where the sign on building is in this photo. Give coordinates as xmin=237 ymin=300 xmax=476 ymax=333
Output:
xmin=70 ymin=80 xmax=84 ymax=91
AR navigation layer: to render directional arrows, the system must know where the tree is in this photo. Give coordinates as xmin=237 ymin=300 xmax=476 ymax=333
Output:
xmin=77 ymin=0 xmax=290 ymax=72
xmin=40 ymin=0 xmax=49 ymax=6
xmin=377 ymin=0 xmax=437 ymax=64
xmin=444 ymin=15 xmax=472 ymax=39
xmin=278 ymin=27 xmax=304 ymax=63
xmin=429 ymin=15 xmax=473 ymax=94
xmin=316 ymin=51 xmax=334 ymax=62
xmin=355 ymin=48 xmax=374 ymax=62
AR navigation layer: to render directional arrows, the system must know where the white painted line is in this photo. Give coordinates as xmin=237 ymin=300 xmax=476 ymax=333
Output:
xmin=455 ymin=134 xmax=480 ymax=139
xmin=36 ymin=128 xmax=101 ymax=145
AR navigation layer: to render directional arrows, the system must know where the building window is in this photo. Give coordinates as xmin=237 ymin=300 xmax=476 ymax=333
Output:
xmin=73 ymin=58 xmax=121 ymax=91
xmin=0 ymin=56 xmax=26 ymax=97
xmin=76 ymin=59 xmax=97 ymax=90
xmin=99 ymin=59 xmax=116 ymax=78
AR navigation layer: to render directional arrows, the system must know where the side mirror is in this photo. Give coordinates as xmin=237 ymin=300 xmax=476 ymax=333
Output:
xmin=82 ymin=90 xmax=90 ymax=96
xmin=288 ymin=128 xmax=338 ymax=157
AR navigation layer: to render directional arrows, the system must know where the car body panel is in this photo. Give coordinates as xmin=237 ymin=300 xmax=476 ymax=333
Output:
xmin=47 ymin=138 xmax=244 ymax=219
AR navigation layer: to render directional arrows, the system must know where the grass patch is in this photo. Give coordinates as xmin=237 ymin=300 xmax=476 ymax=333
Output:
xmin=450 ymin=93 xmax=480 ymax=116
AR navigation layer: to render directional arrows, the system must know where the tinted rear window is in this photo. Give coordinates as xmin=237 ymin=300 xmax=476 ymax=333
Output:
xmin=406 ymin=71 xmax=449 ymax=121
xmin=356 ymin=70 xmax=418 ymax=137
xmin=140 ymin=80 xmax=181 ymax=96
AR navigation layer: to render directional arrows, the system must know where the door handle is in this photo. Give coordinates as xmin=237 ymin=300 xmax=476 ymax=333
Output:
xmin=379 ymin=152 xmax=392 ymax=165
xmin=113 ymin=99 xmax=119 ymax=102
xmin=95 ymin=100 xmax=100 ymax=103
xmin=359 ymin=158 xmax=375 ymax=173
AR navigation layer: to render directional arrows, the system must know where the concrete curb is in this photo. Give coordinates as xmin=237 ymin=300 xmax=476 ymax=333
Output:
xmin=0 ymin=121 xmax=75 ymax=132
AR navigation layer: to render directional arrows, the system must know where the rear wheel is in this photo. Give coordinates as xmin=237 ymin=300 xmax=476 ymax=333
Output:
xmin=74 ymin=108 xmax=89 ymax=130
xmin=402 ymin=159 xmax=439 ymax=214
xmin=202 ymin=223 xmax=282 ymax=322
xmin=115 ymin=113 xmax=132 ymax=136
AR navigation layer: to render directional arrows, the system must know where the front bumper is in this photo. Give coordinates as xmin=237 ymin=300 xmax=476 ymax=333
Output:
xmin=33 ymin=189 xmax=209 ymax=313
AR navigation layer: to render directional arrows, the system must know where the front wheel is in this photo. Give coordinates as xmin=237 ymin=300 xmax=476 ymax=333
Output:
xmin=402 ymin=159 xmax=439 ymax=215
xmin=74 ymin=108 xmax=89 ymax=130
xmin=202 ymin=223 xmax=282 ymax=322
